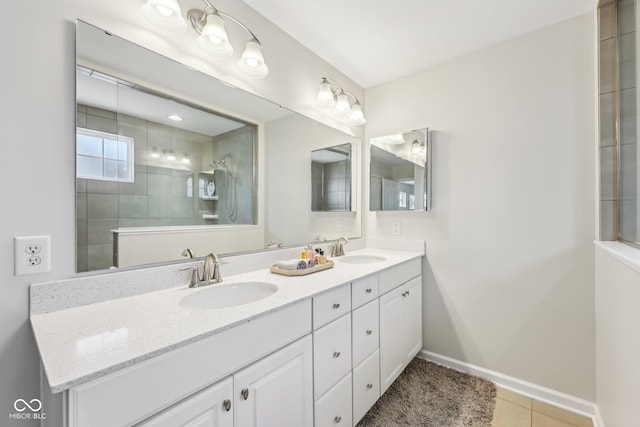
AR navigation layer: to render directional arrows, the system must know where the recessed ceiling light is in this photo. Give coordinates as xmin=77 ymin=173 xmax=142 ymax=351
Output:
xmin=168 ymin=114 xmax=183 ymax=122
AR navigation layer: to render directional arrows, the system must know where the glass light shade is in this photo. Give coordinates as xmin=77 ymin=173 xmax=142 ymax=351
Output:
xmin=334 ymin=93 xmax=352 ymax=117
xmin=140 ymin=0 xmax=187 ymax=32
xmin=317 ymin=81 xmax=336 ymax=108
xmin=166 ymin=151 xmax=177 ymax=161
xmin=349 ymin=103 xmax=366 ymax=126
xmin=196 ymin=14 xmax=234 ymax=58
xmin=239 ymin=41 xmax=269 ymax=79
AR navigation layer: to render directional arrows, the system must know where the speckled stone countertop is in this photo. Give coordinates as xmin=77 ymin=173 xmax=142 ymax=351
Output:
xmin=31 ymin=245 xmax=424 ymax=393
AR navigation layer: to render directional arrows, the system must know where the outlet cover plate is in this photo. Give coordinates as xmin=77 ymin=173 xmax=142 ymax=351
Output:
xmin=14 ymin=236 xmax=51 ymax=275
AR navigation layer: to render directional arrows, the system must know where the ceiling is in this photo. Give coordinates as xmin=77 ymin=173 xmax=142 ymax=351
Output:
xmin=242 ymin=0 xmax=595 ymax=88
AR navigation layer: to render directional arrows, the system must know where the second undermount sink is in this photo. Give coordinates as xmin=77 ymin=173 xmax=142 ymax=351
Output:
xmin=180 ymin=282 xmax=278 ymax=310
xmin=338 ymin=255 xmax=387 ymax=264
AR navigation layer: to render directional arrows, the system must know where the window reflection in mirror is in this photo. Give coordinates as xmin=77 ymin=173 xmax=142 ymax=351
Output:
xmin=76 ymin=67 xmax=256 ymax=272
xmin=311 ymin=144 xmax=352 ymax=212
xmin=369 ymin=128 xmax=431 ymax=212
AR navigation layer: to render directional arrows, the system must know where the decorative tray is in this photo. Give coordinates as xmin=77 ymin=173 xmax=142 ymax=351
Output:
xmin=269 ymin=260 xmax=334 ymax=276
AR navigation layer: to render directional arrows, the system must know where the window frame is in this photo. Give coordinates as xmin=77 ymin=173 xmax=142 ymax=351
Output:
xmin=76 ymin=127 xmax=135 ymax=183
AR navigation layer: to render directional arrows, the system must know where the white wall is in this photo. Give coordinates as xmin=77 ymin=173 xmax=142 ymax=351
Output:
xmin=364 ymin=14 xmax=596 ymax=400
xmin=0 ymin=1 xmax=362 ymax=424
xmin=595 ymin=244 xmax=640 ymax=426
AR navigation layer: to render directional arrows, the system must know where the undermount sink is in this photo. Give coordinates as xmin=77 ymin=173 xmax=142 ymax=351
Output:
xmin=338 ymin=255 xmax=387 ymax=264
xmin=180 ymin=282 xmax=278 ymax=309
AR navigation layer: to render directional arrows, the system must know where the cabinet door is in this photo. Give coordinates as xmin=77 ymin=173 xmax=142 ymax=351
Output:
xmin=139 ymin=377 xmax=233 ymax=427
xmin=379 ymin=276 xmax=422 ymax=393
xmin=234 ymin=335 xmax=313 ymax=427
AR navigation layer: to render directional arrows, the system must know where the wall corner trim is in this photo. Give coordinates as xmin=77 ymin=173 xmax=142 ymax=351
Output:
xmin=418 ymin=350 xmax=602 ymax=426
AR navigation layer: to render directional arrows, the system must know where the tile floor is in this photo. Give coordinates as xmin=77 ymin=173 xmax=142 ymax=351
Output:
xmin=491 ymin=387 xmax=593 ymax=427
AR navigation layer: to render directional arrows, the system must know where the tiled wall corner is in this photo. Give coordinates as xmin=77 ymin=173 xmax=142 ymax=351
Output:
xmin=598 ymin=1 xmax=619 ymax=241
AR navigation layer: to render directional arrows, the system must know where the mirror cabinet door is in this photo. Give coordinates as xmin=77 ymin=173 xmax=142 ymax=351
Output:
xmin=369 ymin=128 xmax=431 ymax=212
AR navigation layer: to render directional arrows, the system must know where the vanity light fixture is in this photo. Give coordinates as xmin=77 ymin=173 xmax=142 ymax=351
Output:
xmin=140 ymin=0 xmax=269 ymax=79
xmin=412 ymin=139 xmax=425 ymax=155
xmin=165 ymin=150 xmax=177 ymax=161
xmin=181 ymin=153 xmax=191 ymax=165
xmin=316 ymin=77 xmax=366 ymax=126
xmin=150 ymin=147 xmax=161 ymax=159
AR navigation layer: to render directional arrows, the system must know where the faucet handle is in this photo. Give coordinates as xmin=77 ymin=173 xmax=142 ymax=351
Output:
xmin=179 ymin=265 xmax=200 ymax=287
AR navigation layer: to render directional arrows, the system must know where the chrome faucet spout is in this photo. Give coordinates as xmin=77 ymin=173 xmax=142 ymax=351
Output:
xmin=331 ymin=236 xmax=349 ymax=257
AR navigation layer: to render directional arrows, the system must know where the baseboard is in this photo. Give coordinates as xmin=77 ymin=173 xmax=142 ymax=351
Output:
xmin=418 ymin=350 xmax=603 ymax=427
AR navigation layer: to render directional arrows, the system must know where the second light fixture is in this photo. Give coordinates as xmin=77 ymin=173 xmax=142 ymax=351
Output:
xmin=140 ymin=0 xmax=269 ymax=79
xmin=316 ymin=77 xmax=366 ymax=126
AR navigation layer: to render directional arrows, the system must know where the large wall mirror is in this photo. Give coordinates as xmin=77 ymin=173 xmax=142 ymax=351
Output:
xmin=369 ymin=128 xmax=432 ymax=211
xmin=76 ymin=21 xmax=361 ymax=273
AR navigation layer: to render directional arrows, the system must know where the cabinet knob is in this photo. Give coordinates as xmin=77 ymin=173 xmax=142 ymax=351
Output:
xmin=365 ymin=288 xmax=372 ymax=293
xmin=334 ymin=416 xmax=342 ymax=423
xmin=367 ymin=383 xmax=373 ymax=389
xmin=332 ymin=303 xmax=340 ymax=309
xmin=241 ymin=388 xmax=249 ymax=400
xmin=223 ymin=399 xmax=231 ymax=412
xmin=366 ymin=329 xmax=373 ymax=335
xmin=333 ymin=351 xmax=341 ymax=358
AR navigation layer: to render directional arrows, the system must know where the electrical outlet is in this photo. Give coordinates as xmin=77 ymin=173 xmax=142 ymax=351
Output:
xmin=15 ymin=236 xmax=51 ymax=275
xmin=391 ymin=220 xmax=401 ymax=236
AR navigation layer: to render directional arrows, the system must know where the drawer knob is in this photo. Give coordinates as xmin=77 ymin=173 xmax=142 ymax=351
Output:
xmin=366 ymin=329 xmax=373 ymax=335
xmin=223 ymin=399 xmax=231 ymax=412
xmin=334 ymin=416 xmax=342 ymax=423
xmin=241 ymin=388 xmax=249 ymax=400
xmin=332 ymin=303 xmax=340 ymax=309
xmin=365 ymin=288 xmax=372 ymax=293
xmin=333 ymin=351 xmax=341 ymax=358
xmin=367 ymin=383 xmax=373 ymax=389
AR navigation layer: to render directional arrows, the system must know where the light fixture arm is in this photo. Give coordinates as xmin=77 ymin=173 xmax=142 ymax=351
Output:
xmin=189 ymin=0 xmax=262 ymax=44
xmin=320 ymin=77 xmax=362 ymax=105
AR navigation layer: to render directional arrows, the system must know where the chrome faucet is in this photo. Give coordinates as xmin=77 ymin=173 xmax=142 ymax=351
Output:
xmin=330 ymin=237 xmax=349 ymax=257
xmin=180 ymin=252 xmax=223 ymax=288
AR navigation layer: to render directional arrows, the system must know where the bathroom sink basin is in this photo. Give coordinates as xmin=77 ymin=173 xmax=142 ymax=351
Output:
xmin=180 ymin=282 xmax=278 ymax=309
xmin=338 ymin=255 xmax=387 ymax=264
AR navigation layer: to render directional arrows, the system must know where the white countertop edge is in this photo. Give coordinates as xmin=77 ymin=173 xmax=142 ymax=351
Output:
xmin=594 ymin=240 xmax=640 ymax=274
xmin=32 ymin=247 xmax=424 ymax=393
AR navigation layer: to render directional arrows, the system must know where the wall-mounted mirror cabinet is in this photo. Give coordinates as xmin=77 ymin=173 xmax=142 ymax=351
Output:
xmin=76 ymin=21 xmax=361 ymax=273
xmin=311 ymin=144 xmax=353 ymax=212
xmin=369 ymin=128 xmax=432 ymax=211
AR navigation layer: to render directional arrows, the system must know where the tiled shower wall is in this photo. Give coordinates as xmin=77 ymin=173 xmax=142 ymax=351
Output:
xmin=599 ymin=0 xmax=639 ymax=241
xmin=76 ymin=105 xmax=255 ymax=272
xmin=311 ymin=160 xmax=351 ymax=211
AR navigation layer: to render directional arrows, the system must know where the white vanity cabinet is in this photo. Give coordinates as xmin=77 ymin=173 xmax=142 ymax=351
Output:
xmin=311 ymin=258 xmax=422 ymax=427
xmin=64 ymin=301 xmax=312 ymax=427
xmin=380 ymin=273 xmax=423 ymax=393
xmin=312 ymin=283 xmax=353 ymax=426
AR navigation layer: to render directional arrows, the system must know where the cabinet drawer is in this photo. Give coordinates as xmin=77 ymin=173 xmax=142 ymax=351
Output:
xmin=314 ymin=373 xmax=352 ymax=427
xmin=353 ymin=350 xmax=380 ymax=425
xmin=352 ymin=299 xmax=379 ymax=367
xmin=379 ymin=257 xmax=421 ymax=295
xmin=351 ymin=274 xmax=378 ymax=309
xmin=313 ymin=284 xmax=351 ymax=330
xmin=313 ymin=314 xmax=352 ymax=398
